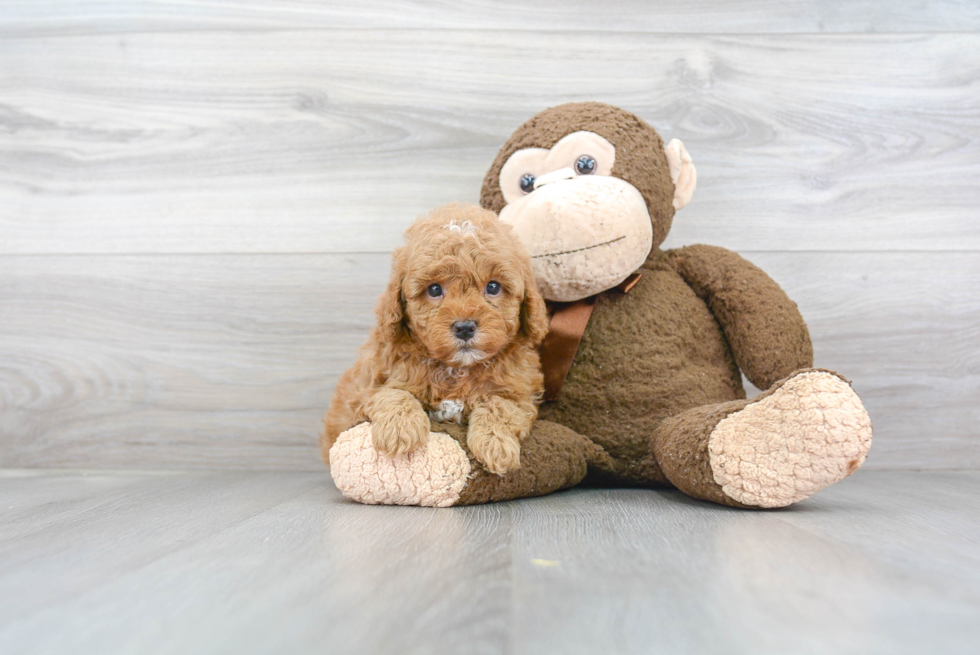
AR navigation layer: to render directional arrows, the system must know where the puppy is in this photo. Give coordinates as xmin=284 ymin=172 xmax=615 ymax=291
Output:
xmin=322 ymin=203 xmax=550 ymax=475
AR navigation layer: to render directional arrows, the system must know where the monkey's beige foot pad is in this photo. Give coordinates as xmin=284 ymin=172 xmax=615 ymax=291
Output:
xmin=709 ymin=370 xmax=873 ymax=508
xmin=329 ymin=423 xmax=471 ymax=508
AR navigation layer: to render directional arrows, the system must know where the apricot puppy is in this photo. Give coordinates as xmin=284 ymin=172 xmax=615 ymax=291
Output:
xmin=322 ymin=203 xmax=550 ymax=475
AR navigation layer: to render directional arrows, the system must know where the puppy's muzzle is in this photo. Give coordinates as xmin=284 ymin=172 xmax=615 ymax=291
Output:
xmin=452 ymin=320 xmax=477 ymax=342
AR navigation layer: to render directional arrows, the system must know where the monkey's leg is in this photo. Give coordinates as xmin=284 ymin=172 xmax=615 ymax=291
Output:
xmin=329 ymin=420 xmax=607 ymax=507
xmin=652 ymin=369 xmax=873 ymax=508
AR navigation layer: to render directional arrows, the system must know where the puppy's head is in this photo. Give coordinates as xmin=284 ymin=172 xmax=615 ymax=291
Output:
xmin=376 ymin=203 xmax=548 ymax=367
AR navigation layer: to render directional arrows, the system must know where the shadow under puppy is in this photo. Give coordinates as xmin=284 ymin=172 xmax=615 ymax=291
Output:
xmin=323 ymin=203 xmax=550 ymax=475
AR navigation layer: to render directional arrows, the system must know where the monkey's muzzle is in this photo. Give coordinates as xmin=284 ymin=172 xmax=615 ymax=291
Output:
xmin=499 ymin=176 xmax=653 ymax=302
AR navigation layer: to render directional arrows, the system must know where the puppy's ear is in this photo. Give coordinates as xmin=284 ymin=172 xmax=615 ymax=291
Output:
xmin=376 ymin=248 xmax=407 ymax=343
xmin=519 ymin=273 xmax=550 ymax=346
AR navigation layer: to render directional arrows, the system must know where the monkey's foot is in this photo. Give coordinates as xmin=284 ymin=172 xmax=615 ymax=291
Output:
xmin=328 ymin=421 xmax=602 ymax=507
xmin=708 ymin=370 xmax=873 ymax=508
xmin=329 ymin=423 xmax=471 ymax=507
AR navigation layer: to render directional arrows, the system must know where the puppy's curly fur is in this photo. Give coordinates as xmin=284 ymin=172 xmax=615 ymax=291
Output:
xmin=322 ymin=203 xmax=550 ymax=475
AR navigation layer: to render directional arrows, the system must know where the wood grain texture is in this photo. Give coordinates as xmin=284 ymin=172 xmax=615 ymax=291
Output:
xmin=0 ymin=254 xmax=374 ymax=470
xmin=2 ymin=31 xmax=978 ymax=254
xmin=1 ymin=251 xmax=976 ymax=471
xmin=508 ymin=473 xmax=980 ymax=655
xmin=2 ymin=0 xmax=979 ymax=35
xmin=0 ymin=470 xmax=512 ymax=655
xmin=0 ymin=470 xmax=978 ymax=654
xmin=1 ymin=2 xmax=977 ymax=472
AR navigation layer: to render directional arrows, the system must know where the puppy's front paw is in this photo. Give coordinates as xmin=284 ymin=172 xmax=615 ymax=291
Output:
xmin=371 ymin=406 xmax=430 ymax=458
xmin=467 ymin=424 xmax=521 ymax=476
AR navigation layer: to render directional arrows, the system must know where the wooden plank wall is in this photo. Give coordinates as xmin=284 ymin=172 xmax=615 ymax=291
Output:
xmin=1 ymin=1 xmax=978 ymax=471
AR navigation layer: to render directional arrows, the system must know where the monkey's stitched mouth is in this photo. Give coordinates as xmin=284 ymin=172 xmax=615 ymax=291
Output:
xmin=532 ymin=235 xmax=626 ymax=259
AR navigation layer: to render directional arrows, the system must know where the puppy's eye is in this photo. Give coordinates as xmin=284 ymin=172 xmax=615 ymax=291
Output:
xmin=519 ymin=174 xmax=536 ymax=194
xmin=427 ymin=283 xmax=443 ymax=298
xmin=575 ymin=155 xmax=597 ymax=175
xmin=485 ymin=281 xmax=502 ymax=296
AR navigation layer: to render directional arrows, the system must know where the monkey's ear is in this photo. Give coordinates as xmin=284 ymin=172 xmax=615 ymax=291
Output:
xmin=665 ymin=138 xmax=697 ymax=211
xmin=376 ymin=248 xmax=407 ymax=343
xmin=519 ymin=275 xmax=550 ymax=347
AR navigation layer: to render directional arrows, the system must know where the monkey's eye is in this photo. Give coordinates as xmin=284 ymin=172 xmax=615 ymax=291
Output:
xmin=575 ymin=155 xmax=597 ymax=175
xmin=519 ymin=174 xmax=536 ymax=194
xmin=485 ymin=281 xmax=502 ymax=296
xmin=427 ymin=283 xmax=443 ymax=298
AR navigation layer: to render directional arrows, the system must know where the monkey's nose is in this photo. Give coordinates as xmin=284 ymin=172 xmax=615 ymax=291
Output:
xmin=452 ymin=320 xmax=477 ymax=341
xmin=533 ymin=167 xmax=576 ymax=189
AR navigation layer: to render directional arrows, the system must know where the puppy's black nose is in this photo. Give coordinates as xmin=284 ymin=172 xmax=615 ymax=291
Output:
xmin=452 ymin=320 xmax=477 ymax=341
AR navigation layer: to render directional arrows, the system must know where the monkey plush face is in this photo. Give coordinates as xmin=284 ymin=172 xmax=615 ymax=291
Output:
xmin=480 ymin=103 xmax=696 ymax=302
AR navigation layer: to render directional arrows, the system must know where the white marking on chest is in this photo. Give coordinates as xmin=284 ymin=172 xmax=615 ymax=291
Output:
xmin=428 ymin=399 xmax=466 ymax=423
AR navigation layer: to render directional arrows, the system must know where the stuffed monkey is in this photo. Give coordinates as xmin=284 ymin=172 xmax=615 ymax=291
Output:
xmin=328 ymin=102 xmax=872 ymax=508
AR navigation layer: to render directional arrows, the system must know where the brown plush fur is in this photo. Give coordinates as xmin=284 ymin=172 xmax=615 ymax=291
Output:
xmin=322 ymin=203 xmax=550 ymax=475
xmin=480 ymin=103 xmax=814 ymax=496
xmin=424 ymin=420 xmax=613 ymax=505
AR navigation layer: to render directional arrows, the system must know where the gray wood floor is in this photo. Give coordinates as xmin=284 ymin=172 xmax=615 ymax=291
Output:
xmin=0 ymin=469 xmax=977 ymax=655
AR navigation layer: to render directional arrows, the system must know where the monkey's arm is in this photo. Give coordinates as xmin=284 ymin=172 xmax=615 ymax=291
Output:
xmin=664 ymin=244 xmax=813 ymax=389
